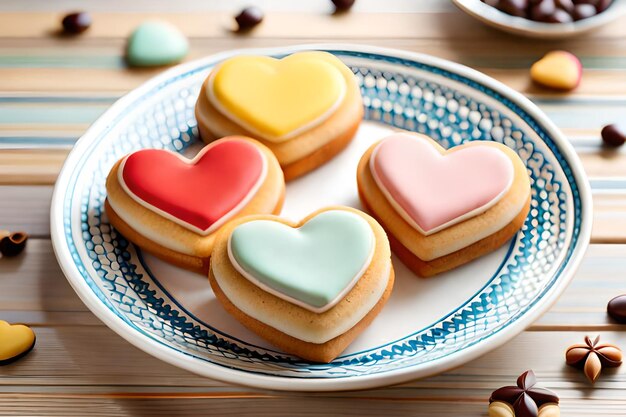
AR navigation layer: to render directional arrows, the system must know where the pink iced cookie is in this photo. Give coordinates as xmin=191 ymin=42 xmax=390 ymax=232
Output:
xmin=356 ymin=133 xmax=532 ymax=277
xmin=530 ymin=51 xmax=582 ymax=91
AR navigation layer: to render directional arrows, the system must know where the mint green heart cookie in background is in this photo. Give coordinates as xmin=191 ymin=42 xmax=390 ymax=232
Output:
xmin=126 ymin=21 xmax=188 ymax=67
xmin=229 ymin=210 xmax=375 ymax=313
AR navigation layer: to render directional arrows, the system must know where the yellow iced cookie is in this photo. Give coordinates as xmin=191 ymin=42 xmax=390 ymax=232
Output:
xmin=210 ymin=53 xmax=346 ymax=141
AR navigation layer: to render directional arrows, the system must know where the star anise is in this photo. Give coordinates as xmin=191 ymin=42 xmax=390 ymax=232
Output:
xmin=490 ymin=370 xmax=559 ymax=417
xmin=565 ymin=335 xmax=622 ymax=383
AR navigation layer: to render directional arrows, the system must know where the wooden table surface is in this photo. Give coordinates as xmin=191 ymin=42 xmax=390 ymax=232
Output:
xmin=2 ymin=0 xmax=626 ymax=415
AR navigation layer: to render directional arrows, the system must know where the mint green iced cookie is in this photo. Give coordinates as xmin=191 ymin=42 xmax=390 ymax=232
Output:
xmin=229 ymin=210 xmax=375 ymax=311
xmin=126 ymin=21 xmax=188 ymax=67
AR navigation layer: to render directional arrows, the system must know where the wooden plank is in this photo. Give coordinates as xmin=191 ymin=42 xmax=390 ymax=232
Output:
xmin=1 ymin=239 xmax=624 ymax=329
xmin=0 ymin=0 xmax=455 ymax=14
xmin=2 ymin=11 xmax=626 ymax=41
xmin=0 ymin=150 xmax=67 ymax=184
xmin=1 ymin=327 xmax=626 ymax=417
xmin=1 ymin=64 xmax=625 ymax=97
xmin=2 ymin=37 xmax=626 ymax=71
xmin=0 ymin=186 xmax=52 ymax=237
xmin=0 ymin=395 xmax=622 ymax=417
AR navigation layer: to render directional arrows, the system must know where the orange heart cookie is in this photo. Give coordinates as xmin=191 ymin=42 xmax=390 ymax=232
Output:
xmin=0 ymin=320 xmax=36 ymax=365
xmin=530 ymin=51 xmax=582 ymax=91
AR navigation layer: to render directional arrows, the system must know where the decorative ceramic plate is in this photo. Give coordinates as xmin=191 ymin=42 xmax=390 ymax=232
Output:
xmin=51 ymin=44 xmax=592 ymax=392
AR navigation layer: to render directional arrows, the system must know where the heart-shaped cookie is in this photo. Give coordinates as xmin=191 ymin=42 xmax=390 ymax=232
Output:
xmin=370 ymin=133 xmax=514 ymax=235
xmin=126 ymin=21 xmax=189 ymax=67
xmin=120 ymin=138 xmax=266 ymax=235
xmin=530 ymin=50 xmax=582 ymax=91
xmin=209 ymin=52 xmax=346 ymax=141
xmin=0 ymin=320 xmax=36 ymax=365
xmin=228 ymin=210 xmax=375 ymax=312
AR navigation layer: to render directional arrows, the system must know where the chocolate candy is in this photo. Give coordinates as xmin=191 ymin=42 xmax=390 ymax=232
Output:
xmin=601 ymin=123 xmax=626 ymax=147
xmin=481 ymin=0 xmax=613 ymax=22
xmin=530 ymin=0 xmax=556 ymax=21
xmin=0 ymin=232 xmax=28 ymax=257
xmin=546 ymin=8 xmax=574 ymax=22
xmin=565 ymin=335 xmax=622 ymax=383
xmin=608 ymin=294 xmax=626 ymax=321
xmin=61 ymin=11 xmax=92 ymax=34
xmin=489 ymin=370 xmax=559 ymax=417
xmin=332 ymin=0 xmax=356 ymax=11
xmin=573 ymin=3 xmax=597 ymax=19
xmin=235 ymin=7 xmax=264 ymax=31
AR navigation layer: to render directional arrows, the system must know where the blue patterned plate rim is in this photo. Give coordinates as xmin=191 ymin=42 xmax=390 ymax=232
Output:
xmin=50 ymin=44 xmax=592 ymax=391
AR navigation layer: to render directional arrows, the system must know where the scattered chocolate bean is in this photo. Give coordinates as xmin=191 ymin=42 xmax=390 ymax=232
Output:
xmin=556 ymin=0 xmax=575 ymax=13
xmin=0 ymin=232 xmax=28 ymax=257
xmin=565 ymin=335 xmax=622 ymax=383
xmin=61 ymin=11 xmax=92 ymax=34
xmin=573 ymin=3 xmax=598 ymax=19
xmin=546 ymin=8 xmax=575 ymax=21
xmin=601 ymin=124 xmax=626 ymax=147
xmin=574 ymin=0 xmax=599 ymax=6
xmin=234 ymin=6 xmax=264 ymax=31
xmin=608 ymin=294 xmax=626 ymax=322
xmin=497 ymin=0 xmax=529 ymax=17
xmin=481 ymin=0 xmax=612 ymax=22
xmin=489 ymin=370 xmax=560 ymax=416
xmin=530 ymin=0 xmax=556 ymax=21
xmin=596 ymin=0 xmax=613 ymax=12
xmin=332 ymin=0 xmax=356 ymax=11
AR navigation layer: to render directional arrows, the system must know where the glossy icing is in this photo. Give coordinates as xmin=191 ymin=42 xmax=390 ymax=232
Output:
xmin=119 ymin=139 xmax=267 ymax=236
xmin=370 ymin=133 xmax=514 ymax=235
xmin=228 ymin=210 xmax=375 ymax=313
xmin=208 ymin=52 xmax=346 ymax=142
xmin=0 ymin=320 xmax=35 ymax=363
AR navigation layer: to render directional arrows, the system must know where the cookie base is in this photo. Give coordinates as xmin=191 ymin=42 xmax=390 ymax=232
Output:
xmin=0 ymin=335 xmax=36 ymax=366
xmin=105 ymin=199 xmax=283 ymax=274
xmin=362 ymin=197 xmax=530 ymax=277
xmin=208 ymin=265 xmax=394 ymax=363
xmin=197 ymin=115 xmax=361 ymax=182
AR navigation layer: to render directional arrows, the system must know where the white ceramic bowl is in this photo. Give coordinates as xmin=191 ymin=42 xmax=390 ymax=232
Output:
xmin=453 ymin=0 xmax=626 ymax=38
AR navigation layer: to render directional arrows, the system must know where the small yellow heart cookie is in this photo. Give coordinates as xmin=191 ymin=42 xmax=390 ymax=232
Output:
xmin=530 ymin=50 xmax=582 ymax=91
xmin=209 ymin=52 xmax=346 ymax=141
xmin=0 ymin=320 xmax=36 ymax=365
